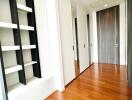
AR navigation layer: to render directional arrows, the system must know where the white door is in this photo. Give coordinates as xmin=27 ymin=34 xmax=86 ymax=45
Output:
xmin=59 ymin=0 xmax=75 ymax=85
xmin=77 ymin=3 xmax=89 ymax=73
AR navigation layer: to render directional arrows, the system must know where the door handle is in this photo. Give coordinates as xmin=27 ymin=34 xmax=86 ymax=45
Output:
xmin=84 ymin=44 xmax=86 ymax=48
xmin=72 ymin=45 xmax=74 ymax=51
xmin=114 ymin=44 xmax=119 ymax=47
xmin=91 ymin=43 xmax=92 ymax=47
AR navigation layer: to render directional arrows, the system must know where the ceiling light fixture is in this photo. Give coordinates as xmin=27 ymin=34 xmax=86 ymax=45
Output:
xmin=104 ymin=4 xmax=108 ymax=7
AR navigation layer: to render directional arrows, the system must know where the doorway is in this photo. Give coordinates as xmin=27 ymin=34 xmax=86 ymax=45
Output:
xmin=97 ymin=6 xmax=120 ymax=64
xmin=74 ymin=18 xmax=80 ymax=76
xmin=87 ymin=15 xmax=91 ymax=65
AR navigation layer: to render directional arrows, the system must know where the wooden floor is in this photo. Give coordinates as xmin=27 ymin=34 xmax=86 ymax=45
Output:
xmin=46 ymin=63 xmax=132 ymax=100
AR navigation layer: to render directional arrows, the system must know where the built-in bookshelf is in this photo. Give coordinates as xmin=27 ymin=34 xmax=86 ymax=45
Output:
xmin=0 ymin=0 xmax=41 ymax=100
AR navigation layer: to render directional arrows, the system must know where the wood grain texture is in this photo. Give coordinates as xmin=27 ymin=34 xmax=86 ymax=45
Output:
xmin=46 ymin=63 xmax=132 ymax=100
xmin=97 ymin=6 xmax=120 ymax=64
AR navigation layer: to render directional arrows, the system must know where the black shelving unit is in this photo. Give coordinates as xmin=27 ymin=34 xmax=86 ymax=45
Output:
xmin=0 ymin=0 xmax=41 ymax=99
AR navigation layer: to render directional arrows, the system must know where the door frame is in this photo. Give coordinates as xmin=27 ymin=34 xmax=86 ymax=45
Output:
xmin=127 ymin=0 xmax=132 ymax=87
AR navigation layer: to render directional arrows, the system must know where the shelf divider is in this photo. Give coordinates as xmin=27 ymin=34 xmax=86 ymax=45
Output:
xmin=20 ymin=25 xmax=34 ymax=31
xmin=17 ymin=3 xmax=32 ymax=13
xmin=24 ymin=61 xmax=37 ymax=67
xmin=0 ymin=43 xmax=9 ymax=100
xmin=9 ymin=0 xmax=27 ymax=85
xmin=22 ymin=45 xmax=36 ymax=50
xmin=26 ymin=0 xmax=41 ymax=78
xmin=0 ymin=22 xmax=17 ymax=29
xmin=2 ymin=46 xmax=20 ymax=51
xmin=5 ymin=65 xmax=22 ymax=75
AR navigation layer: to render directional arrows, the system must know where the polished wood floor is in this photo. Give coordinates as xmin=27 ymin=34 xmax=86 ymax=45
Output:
xmin=46 ymin=63 xmax=132 ymax=100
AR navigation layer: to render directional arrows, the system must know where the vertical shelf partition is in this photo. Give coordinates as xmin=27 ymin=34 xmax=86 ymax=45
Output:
xmin=9 ymin=0 xmax=27 ymax=85
xmin=0 ymin=0 xmax=41 ymax=99
xmin=0 ymin=43 xmax=8 ymax=100
xmin=26 ymin=0 xmax=41 ymax=78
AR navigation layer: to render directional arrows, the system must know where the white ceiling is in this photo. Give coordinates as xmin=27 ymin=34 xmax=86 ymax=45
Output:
xmin=71 ymin=0 xmax=125 ymax=11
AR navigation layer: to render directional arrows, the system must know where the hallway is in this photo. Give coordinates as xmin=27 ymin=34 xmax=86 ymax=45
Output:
xmin=46 ymin=64 xmax=132 ymax=100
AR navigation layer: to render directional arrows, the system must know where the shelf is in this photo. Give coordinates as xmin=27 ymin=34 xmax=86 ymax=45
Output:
xmin=20 ymin=25 xmax=34 ymax=31
xmin=0 ymin=22 xmax=17 ymax=29
xmin=17 ymin=3 xmax=32 ymax=13
xmin=8 ymin=83 xmax=24 ymax=94
xmin=8 ymin=77 xmax=39 ymax=99
xmin=5 ymin=65 xmax=22 ymax=75
xmin=22 ymin=45 xmax=36 ymax=50
xmin=24 ymin=61 xmax=37 ymax=67
xmin=8 ymin=76 xmax=53 ymax=99
xmin=2 ymin=46 xmax=20 ymax=51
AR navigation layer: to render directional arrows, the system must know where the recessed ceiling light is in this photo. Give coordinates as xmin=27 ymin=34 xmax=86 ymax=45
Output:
xmin=104 ymin=4 xmax=108 ymax=7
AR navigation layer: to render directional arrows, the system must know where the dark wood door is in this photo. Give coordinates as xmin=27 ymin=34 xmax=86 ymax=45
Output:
xmin=127 ymin=0 xmax=132 ymax=87
xmin=97 ymin=6 xmax=120 ymax=64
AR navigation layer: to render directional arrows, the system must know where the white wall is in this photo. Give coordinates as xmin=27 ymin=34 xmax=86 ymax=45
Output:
xmin=120 ymin=2 xmax=127 ymax=65
xmin=89 ymin=12 xmax=98 ymax=63
xmin=34 ymin=0 xmax=52 ymax=77
xmin=58 ymin=0 xmax=75 ymax=85
xmin=46 ymin=0 xmax=65 ymax=91
xmin=90 ymin=3 xmax=127 ymax=65
xmin=0 ymin=85 xmax=3 ymax=100
xmin=77 ymin=2 xmax=89 ymax=72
